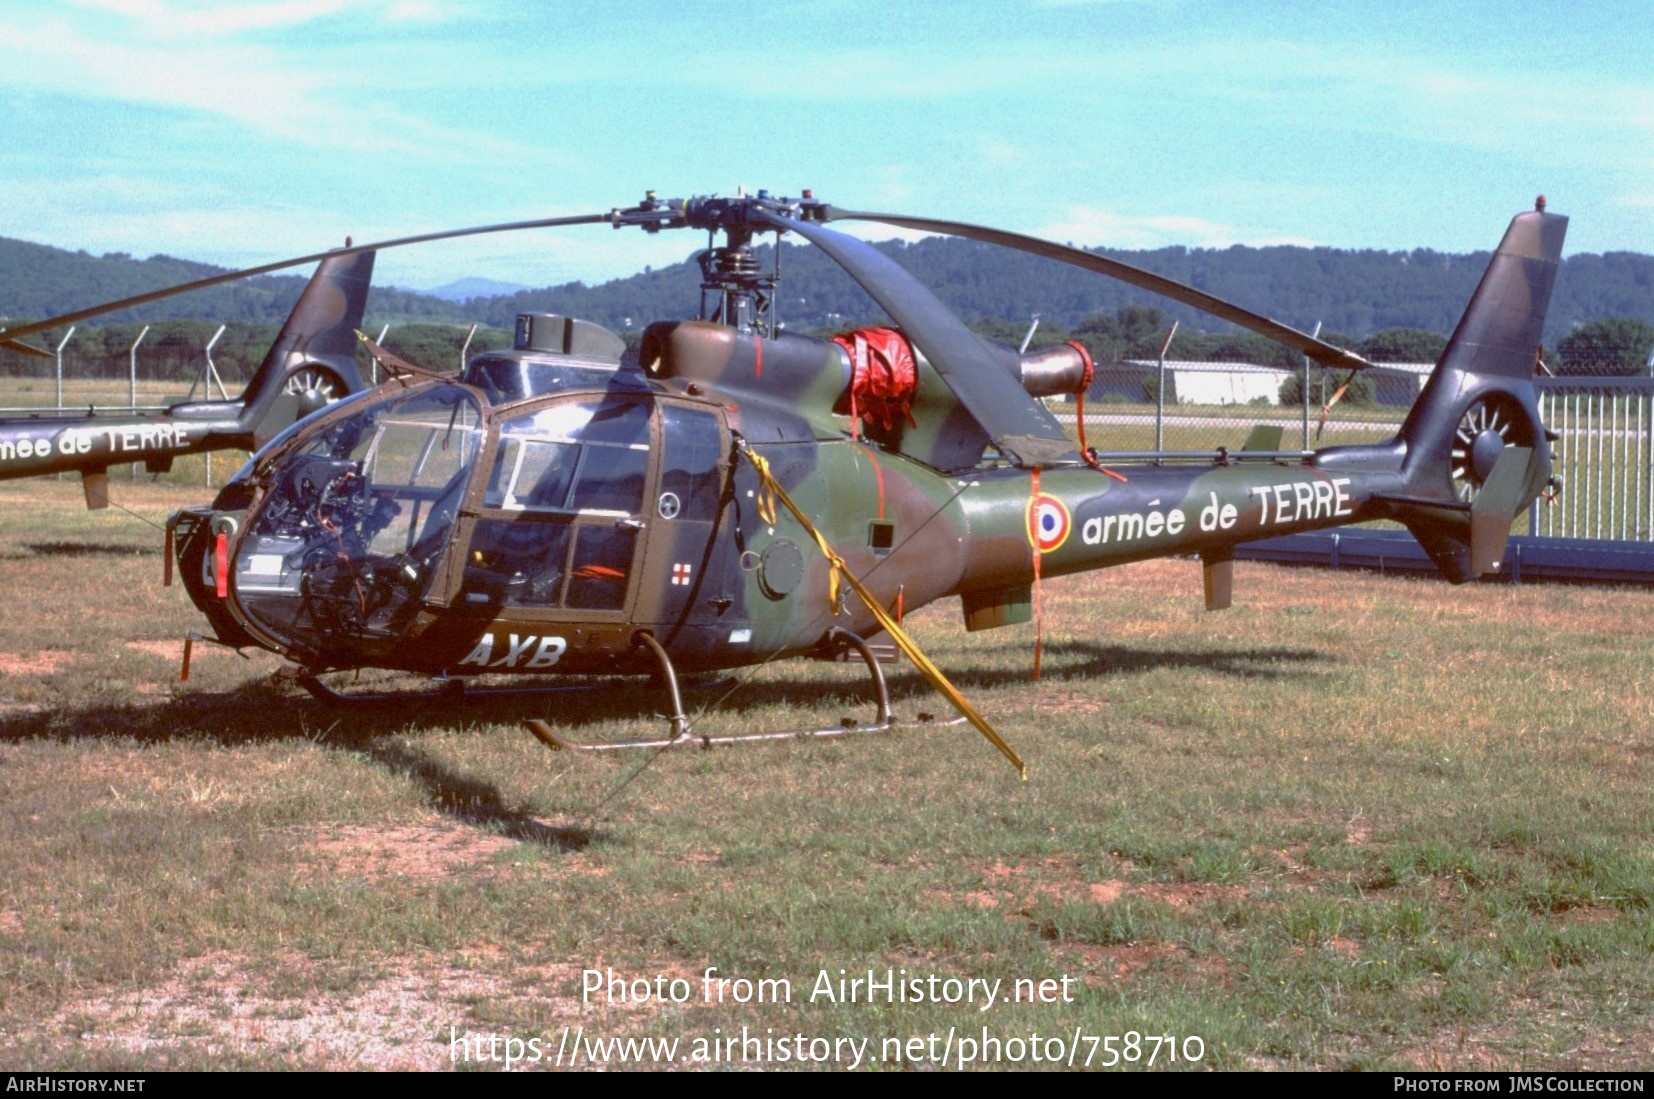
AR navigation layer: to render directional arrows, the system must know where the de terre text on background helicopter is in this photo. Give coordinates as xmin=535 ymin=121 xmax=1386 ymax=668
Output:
xmin=0 ymin=248 xmax=376 ymax=509
xmin=23 ymin=190 xmax=1562 ymax=774
xmin=0 ymin=246 xmax=375 ymax=509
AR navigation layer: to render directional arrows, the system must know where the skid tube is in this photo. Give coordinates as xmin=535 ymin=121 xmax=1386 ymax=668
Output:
xmin=287 ymin=664 xmax=733 ymax=706
xmin=524 ymin=628 xmax=965 ymax=752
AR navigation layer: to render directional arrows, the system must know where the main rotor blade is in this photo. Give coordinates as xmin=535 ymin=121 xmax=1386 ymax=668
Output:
xmin=753 ymin=209 xmax=1079 ymax=468
xmin=0 ymin=211 xmax=614 ymax=344
xmin=820 ymin=207 xmax=1370 ymax=372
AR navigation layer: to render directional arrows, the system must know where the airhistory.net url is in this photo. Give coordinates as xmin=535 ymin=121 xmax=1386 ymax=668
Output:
xmin=450 ymin=1024 xmax=1205 ymax=1069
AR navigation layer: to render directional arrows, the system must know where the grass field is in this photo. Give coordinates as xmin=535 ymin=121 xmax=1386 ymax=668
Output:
xmin=0 ymin=476 xmax=1649 ymax=1071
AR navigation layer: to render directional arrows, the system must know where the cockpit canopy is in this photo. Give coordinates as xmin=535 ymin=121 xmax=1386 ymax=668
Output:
xmin=226 ymin=370 xmax=727 ymax=666
xmin=235 ymin=384 xmax=484 ymax=657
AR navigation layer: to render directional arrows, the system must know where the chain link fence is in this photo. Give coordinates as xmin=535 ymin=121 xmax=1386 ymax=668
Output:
xmin=1056 ymin=360 xmax=1424 ymax=457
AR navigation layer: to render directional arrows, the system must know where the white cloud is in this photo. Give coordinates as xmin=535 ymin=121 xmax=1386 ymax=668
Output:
xmin=977 ymin=140 xmax=1020 ymax=165
xmin=699 ymin=46 xmax=1091 ymax=102
xmin=1037 ymin=205 xmax=1315 ymax=250
xmin=0 ymin=1 xmax=532 ymax=161
xmin=59 ymin=0 xmax=454 ymax=37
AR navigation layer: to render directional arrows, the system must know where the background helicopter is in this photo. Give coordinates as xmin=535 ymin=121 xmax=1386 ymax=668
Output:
xmin=138 ymin=191 xmax=1559 ymax=772
xmin=0 ymin=248 xmax=375 ymax=509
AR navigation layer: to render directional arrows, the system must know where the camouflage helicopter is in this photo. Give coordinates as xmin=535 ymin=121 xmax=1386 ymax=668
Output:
xmin=0 ymin=248 xmax=376 ymax=509
xmin=153 ymin=191 xmax=1560 ymax=774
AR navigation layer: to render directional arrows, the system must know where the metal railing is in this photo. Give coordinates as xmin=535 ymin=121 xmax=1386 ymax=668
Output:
xmin=1532 ymin=377 xmax=1654 ymax=541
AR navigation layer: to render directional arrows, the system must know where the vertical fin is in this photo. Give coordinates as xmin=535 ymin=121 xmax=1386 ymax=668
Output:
xmin=236 ymin=248 xmax=376 ymax=428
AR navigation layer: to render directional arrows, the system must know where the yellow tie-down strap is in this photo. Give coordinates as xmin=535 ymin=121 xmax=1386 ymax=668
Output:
xmin=742 ymin=443 xmax=1025 ymax=778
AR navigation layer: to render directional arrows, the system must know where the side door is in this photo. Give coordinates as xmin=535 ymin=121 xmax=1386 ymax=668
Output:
xmin=632 ymin=400 xmax=731 ymax=632
xmin=454 ymin=392 xmax=654 ymax=621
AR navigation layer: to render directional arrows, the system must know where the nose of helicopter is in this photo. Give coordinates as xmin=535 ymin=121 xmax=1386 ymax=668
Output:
xmin=224 ymin=383 xmax=484 ymax=663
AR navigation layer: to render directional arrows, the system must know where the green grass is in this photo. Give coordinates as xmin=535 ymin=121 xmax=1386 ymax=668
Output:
xmin=0 ymin=476 xmax=1649 ymax=1070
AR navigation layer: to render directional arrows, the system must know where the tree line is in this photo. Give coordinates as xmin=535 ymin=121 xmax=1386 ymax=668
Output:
xmin=3 ymin=310 xmax=1648 ymax=403
xmin=4 ymin=232 xmax=1652 ymax=388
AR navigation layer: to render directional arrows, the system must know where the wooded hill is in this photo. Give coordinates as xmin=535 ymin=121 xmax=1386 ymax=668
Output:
xmin=4 ymin=230 xmax=1651 ymax=351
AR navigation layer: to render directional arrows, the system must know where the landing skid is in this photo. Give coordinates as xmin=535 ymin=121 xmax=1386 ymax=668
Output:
xmin=526 ymin=628 xmax=966 ymax=753
xmin=287 ymin=666 xmax=734 ymax=706
xmin=526 ymin=712 xmax=968 ymax=752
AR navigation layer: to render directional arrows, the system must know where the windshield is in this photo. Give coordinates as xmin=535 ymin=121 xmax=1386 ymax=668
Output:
xmin=232 ymin=384 xmax=483 ymax=659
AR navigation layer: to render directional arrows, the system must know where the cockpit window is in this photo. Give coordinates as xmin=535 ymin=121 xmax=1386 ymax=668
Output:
xmin=485 ymin=397 xmax=650 ymax=514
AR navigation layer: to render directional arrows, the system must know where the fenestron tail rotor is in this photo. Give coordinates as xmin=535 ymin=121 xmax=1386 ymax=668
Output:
xmin=281 ymin=366 xmax=345 ymax=416
xmin=1451 ymin=395 xmax=1526 ymax=503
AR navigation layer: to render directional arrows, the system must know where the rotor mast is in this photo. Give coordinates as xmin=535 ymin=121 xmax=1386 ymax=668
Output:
xmin=615 ymin=189 xmax=826 ymax=336
xmin=696 ymin=221 xmax=775 ymax=334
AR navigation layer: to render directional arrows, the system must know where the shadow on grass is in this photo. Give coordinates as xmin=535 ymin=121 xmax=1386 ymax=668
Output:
xmin=21 ymin=541 xmax=158 ymax=557
xmin=0 ymin=639 xmax=1332 ymax=841
xmin=909 ymin=639 xmax=1330 ymax=691
xmin=0 ymin=638 xmax=1330 ymax=749
xmin=0 ymin=680 xmax=602 ymax=850
xmin=368 ymin=740 xmax=595 ymax=851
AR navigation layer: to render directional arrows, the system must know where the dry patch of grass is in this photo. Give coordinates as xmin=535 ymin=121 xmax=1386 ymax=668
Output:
xmin=291 ymin=820 xmax=519 ymax=883
xmin=37 ymin=951 xmax=595 ymax=1071
xmin=0 ymin=650 xmax=78 ymax=675
xmin=1397 ymin=1014 xmax=1654 ymax=1073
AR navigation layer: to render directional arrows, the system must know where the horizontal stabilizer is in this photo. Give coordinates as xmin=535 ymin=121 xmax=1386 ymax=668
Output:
xmin=81 ymin=470 xmax=108 ymax=511
xmin=1391 ymin=446 xmax=1533 ymax=583
xmin=1202 ymin=548 xmax=1234 ymax=610
xmin=1242 ymin=424 xmax=1284 ymax=452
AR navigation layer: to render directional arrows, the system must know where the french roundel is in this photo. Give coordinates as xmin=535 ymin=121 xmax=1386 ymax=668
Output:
xmin=1027 ymin=493 xmax=1071 ymax=554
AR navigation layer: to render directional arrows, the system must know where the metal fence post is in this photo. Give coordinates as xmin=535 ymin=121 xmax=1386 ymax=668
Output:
xmin=1155 ymin=321 xmax=1177 ymax=457
xmin=128 ymin=325 xmax=149 ymax=411
xmin=1301 ymin=321 xmax=1320 ymax=451
xmin=459 ymin=323 xmax=478 ymax=371
xmin=1019 ymin=313 xmax=1041 ymax=354
xmin=129 ymin=325 xmax=149 ymax=481
xmin=54 ymin=326 xmax=75 ymax=412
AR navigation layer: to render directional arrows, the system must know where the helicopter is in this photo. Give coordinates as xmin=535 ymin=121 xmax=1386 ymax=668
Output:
xmin=136 ymin=190 xmax=1559 ymax=775
xmin=0 ymin=247 xmax=375 ymax=509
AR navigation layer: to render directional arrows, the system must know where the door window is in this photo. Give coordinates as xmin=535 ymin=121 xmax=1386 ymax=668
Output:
xmin=464 ymin=394 xmax=651 ymax=612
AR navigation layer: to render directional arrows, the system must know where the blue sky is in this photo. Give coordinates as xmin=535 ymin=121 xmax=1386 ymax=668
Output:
xmin=2 ymin=0 xmax=1651 ymax=293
